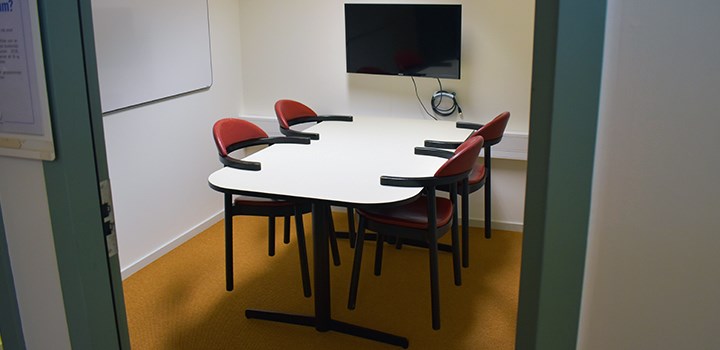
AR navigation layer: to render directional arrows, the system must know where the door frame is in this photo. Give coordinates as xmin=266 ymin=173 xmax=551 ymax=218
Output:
xmin=516 ymin=0 xmax=607 ymax=348
xmin=37 ymin=0 xmax=130 ymax=348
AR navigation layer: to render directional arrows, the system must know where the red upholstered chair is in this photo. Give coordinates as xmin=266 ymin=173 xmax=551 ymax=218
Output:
xmin=274 ymin=99 xmax=353 ymax=140
xmin=274 ymin=99 xmax=358 ymax=253
xmin=347 ymin=135 xmax=485 ymax=330
xmin=425 ymin=111 xmax=510 ymax=267
xmin=213 ymin=118 xmax=314 ymax=297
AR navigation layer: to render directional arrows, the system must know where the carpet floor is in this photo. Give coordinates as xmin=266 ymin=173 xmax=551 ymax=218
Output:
xmin=123 ymin=212 xmax=522 ymax=349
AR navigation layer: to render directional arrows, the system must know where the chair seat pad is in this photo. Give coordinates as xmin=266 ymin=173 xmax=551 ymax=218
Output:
xmin=233 ymin=195 xmax=293 ymax=207
xmin=358 ymin=196 xmax=453 ymax=230
xmin=468 ymin=163 xmax=486 ymax=185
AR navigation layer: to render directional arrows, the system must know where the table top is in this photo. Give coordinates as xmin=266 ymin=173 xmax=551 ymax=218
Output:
xmin=208 ymin=116 xmax=472 ymax=206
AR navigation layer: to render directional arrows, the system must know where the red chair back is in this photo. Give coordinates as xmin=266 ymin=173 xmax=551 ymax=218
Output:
xmin=472 ymin=111 xmax=510 ymax=144
xmin=274 ymin=99 xmax=318 ymax=129
xmin=212 ymin=118 xmax=268 ymax=157
xmin=435 ymin=135 xmax=484 ymax=178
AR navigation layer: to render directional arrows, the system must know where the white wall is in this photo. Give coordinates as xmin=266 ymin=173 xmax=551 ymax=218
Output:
xmin=238 ymin=0 xmax=534 ymax=132
xmin=108 ymin=0 xmax=534 ymax=277
xmin=237 ymin=0 xmax=534 ymax=229
xmin=102 ymin=0 xmax=244 ymax=276
xmin=579 ymin=1 xmax=720 ymax=348
xmin=0 ymin=157 xmax=71 ymax=350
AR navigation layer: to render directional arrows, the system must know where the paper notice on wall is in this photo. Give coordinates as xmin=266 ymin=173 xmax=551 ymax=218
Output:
xmin=0 ymin=0 xmax=54 ymax=160
xmin=0 ymin=0 xmax=42 ymax=135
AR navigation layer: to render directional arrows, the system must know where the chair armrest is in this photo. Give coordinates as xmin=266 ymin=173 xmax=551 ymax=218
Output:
xmin=280 ymin=127 xmax=320 ymax=140
xmin=228 ymin=136 xmax=311 ymax=152
xmin=222 ymin=136 xmax=311 ymax=170
xmin=381 ymin=169 xmax=470 ymax=188
xmin=316 ymin=115 xmax=354 ymax=122
xmin=220 ymin=155 xmax=261 ymax=171
xmin=456 ymin=121 xmax=484 ymax=130
xmin=283 ymin=115 xmax=353 ymax=140
xmin=414 ymin=147 xmax=454 ymax=159
xmin=379 ymin=148 xmax=458 ymax=187
xmin=263 ymin=136 xmax=313 ymax=146
xmin=423 ymin=139 xmax=462 ymax=149
xmin=380 ymin=175 xmax=437 ymax=188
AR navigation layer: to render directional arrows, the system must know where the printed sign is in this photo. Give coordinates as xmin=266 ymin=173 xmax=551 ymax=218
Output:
xmin=0 ymin=0 xmax=54 ymax=160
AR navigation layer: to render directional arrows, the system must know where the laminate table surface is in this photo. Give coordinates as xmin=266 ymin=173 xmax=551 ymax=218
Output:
xmin=208 ymin=116 xmax=472 ymax=205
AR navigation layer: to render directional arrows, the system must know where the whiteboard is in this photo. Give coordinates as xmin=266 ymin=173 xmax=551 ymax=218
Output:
xmin=91 ymin=0 xmax=212 ymax=113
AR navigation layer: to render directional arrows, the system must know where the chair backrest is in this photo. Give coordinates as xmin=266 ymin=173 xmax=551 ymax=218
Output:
xmin=435 ymin=135 xmax=484 ymax=178
xmin=274 ymin=99 xmax=318 ymax=129
xmin=472 ymin=111 xmax=510 ymax=145
xmin=213 ymin=118 xmax=268 ymax=157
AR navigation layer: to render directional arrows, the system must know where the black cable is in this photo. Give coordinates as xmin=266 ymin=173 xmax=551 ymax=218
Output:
xmin=411 ymin=76 xmax=438 ymax=120
xmin=431 ymin=78 xmax=463 ymax=118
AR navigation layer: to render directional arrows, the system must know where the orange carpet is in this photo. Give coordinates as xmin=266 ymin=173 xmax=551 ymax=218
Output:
xmin=122 ymin=213 xmax=522 ymax=349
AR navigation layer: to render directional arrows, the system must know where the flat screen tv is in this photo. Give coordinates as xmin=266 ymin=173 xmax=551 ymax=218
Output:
xmin=344 ymin=4 xmax=462 ymax=79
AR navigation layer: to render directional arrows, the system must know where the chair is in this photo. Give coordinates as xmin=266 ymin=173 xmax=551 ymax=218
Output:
xmin=425 ymin=111 xmax=510 ymax=267
xmin=274 ymin=99 xmax=353 ymax=140
xmin=347 ymin=135 xmax=485 ymax=330
xmin=274 ymin=99 xmax=359 ymax=250
xmin=213 ymin=117 xmax=314 ymax=297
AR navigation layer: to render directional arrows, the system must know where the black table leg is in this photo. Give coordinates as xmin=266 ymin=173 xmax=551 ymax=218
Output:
xmin=245 ymin=202 xmax=409 ymax=348
xmin=313 ymin=203 xmax=332 ymax=331
xmin=225 ymin=193 xmax=234 ymax=292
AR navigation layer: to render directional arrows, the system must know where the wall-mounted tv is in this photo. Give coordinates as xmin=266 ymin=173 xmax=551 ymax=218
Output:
xmin=344 ymin=4 xmax=462 ymax=79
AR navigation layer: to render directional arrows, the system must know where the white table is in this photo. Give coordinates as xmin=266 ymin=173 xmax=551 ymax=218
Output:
xmin=208 ymin=116 xmax=471 ymax=348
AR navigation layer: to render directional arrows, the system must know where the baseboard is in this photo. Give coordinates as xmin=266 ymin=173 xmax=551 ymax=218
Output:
xmin=467 ymin=218 xmax=523 ymax=233
xmin=120 ymin=210 xmax=224 ymax=279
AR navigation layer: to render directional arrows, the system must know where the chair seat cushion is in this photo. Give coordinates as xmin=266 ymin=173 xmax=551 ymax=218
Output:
xmin=436 ymin=163 xmax=486 ymax=193
xmin=233 ymin=195 xmax=293 ymax=207
xmin=468 ymin=163 xmax=486 ymax=185
xmin=358 ymin=196 xmax=453 ymax=230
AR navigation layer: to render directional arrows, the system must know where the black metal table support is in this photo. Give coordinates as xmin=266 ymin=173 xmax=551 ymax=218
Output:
xmin=225 ymin=193 xmax=234 ymax=291
xmin=391 ymin=238 xmax=454 ymax=253
xmin=245 ymin=202 xmax=409 ymax=349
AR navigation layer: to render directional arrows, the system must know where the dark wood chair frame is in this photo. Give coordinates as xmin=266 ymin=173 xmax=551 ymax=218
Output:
xmin=422 ymin=117 xmax=507 ymax=268
xmin=274 ymin=100 xmax=359 ymax=251
xmin=278 ymin=115 xmax=354 ymax=140
xmin=215 ymin=119 xmax=342 ymax=298
xmin=348 ymin=146 xmax=474 ymax=330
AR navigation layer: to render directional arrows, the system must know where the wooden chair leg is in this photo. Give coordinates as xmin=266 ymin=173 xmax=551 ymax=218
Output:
xmin=462 ymin=190 xmax=470 ymax=268
xmin=348 ymin=217 xmax=367 ymax=310
xmin=268 ymin=216 xmax=276 ymax=257
xmin=328 ymin=209 xmax=341 ymax=266
xmin=347 ymin=207 xmax=356 ymax=248
xmin=429 ymin=236 xmax=441 ymax=330
xmin=283 ymin=215 xmax=291 ymax=244
xmin=451 ymin=206 xmax=462 ymax=286
xmin=484 ymin=147 xmax=492 ymax=239
xmin=294 ymin=209 xmax=311 ymax=298
xmin=225 ymin=194 xmax=234 ymax=291
xmin=374 ymin=233 xmax=385 ymax=276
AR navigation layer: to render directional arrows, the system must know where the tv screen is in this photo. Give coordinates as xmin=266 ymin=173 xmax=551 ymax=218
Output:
xmin=344 ymin=4 xmax=462 ymax=79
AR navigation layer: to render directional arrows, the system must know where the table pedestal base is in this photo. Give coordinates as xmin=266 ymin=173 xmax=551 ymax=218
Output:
xmin=245 ymin=309 xmax=409 ymax=348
